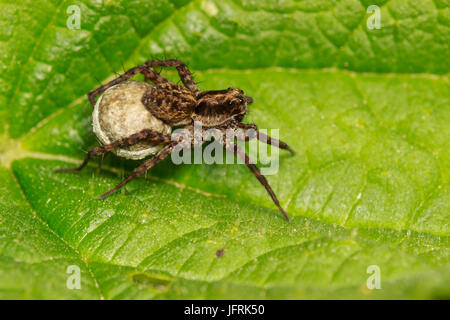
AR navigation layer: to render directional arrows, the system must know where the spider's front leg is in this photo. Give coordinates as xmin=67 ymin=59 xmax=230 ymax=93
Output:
xmin=53 ymin=129 xmax=171 ymax=173
xmin=144 ymin=59 xmax=199 ymax=96
xmin=235 ymin=122 xmax=295 ymax=155
xmin=224 ymin=141 xmax=291 ymax=222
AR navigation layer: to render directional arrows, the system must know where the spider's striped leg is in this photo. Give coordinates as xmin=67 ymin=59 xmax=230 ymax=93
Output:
xmin=97 ymin=141 xmax=179 ymax=199
xmin=235 ymin=123 xmax=295 ymax=155
xmin=224 ymin=141 xmax=290 ymax=222
xmin=53 ymin=129 xmax=171 ymax=173
xmin=87 ymin=65 xmax=169 ymax=107
xmin=144 ymin=59 xmax=199 ymax=96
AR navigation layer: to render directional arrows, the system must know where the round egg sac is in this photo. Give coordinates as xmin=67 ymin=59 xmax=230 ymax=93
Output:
xmin=92 ymin=80 xmax=172 ymax=160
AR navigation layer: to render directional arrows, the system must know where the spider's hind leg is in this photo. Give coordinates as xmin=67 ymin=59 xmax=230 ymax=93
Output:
xmin=53 ymin=129 xmax=171 ymax=173
xmin=53 ymin=145 xmax=112 ymax=173
xmin=87 ymin=65 xmax=169 ymax=107
xmin=98 ymin=151 xmax=110 ymax=171
xmin=97 ymin=142 xmax=178 ymax=199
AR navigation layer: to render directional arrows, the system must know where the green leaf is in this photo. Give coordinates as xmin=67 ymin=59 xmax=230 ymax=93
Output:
xmin=0 ymin=0 xmax=449 ymax=299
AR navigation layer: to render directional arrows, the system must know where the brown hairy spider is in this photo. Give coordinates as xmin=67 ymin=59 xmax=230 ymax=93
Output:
xmin=54 ymin=59 xmax=295 ymax=222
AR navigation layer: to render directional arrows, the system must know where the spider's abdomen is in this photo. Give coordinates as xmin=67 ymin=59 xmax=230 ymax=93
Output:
xmin=142 ymin=82 xmax=196 ymax=126
xmin=92 ymin=80 xmax=172 ymax=160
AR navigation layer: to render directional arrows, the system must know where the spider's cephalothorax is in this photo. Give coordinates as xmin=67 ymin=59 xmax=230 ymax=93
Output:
xmin=141 ymin=83 xmax=252 ymax=127
xmin=55 ymin=59 xmax=294 ymax=222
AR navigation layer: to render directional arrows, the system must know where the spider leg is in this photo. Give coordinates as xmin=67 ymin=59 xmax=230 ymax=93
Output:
xmin=53 ymin=145 xmax=112 ymax=173
xmin=87 ymin=65 xmax=169 ymax=107
xmin=98 ymin=142 xmax=177 ymax=199
xmin=224 ymin=142 xmax=290 ymax=222
xmin=144 ymin=59 xmax=199 ymax=95
xmin=236 ymin=123 xmax=295 ymax=155
xmin=141 ymin=68 xmax=169 ymax=85
xmin=98 ymin=152 xmax=110 ymax=171
xmin=254 ymin=130 xmax=295 ymax=155
xmin=53 ymin=129 xmax=171 ymax=173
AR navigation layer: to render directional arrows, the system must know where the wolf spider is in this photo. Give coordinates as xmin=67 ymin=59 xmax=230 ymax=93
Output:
xmin=55 ymin=59 xmax=295 ymax=222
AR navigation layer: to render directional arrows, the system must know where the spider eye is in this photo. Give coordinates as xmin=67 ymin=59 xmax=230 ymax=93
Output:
xmin=229 ymin=98 xmax=242 ymax=105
